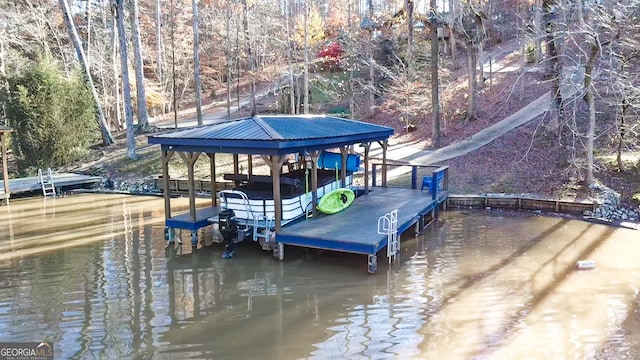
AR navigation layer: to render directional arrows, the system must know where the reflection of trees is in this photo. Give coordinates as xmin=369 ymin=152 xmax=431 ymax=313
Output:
xmin=160 ymin=248 xmax=388 ymax=358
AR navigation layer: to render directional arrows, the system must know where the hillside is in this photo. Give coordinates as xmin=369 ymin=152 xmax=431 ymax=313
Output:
xmin=63 ymin=41 xmax=640 ymax=225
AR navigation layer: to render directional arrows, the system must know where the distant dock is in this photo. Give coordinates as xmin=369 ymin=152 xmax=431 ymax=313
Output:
xmin=0 ymin=173 xmax=102 ymax=199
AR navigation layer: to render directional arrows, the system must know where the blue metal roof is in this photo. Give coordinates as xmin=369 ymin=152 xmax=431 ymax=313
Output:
xmin=148 ymin=115 xmax=394 ymax=155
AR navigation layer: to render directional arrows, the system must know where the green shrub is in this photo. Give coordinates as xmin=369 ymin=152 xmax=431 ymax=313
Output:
xmin=3 ymin=56 xmax=98 ymax=173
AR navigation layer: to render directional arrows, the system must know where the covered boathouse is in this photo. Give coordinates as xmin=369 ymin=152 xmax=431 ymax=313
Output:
xmin=148 ymin=114 xmax=448 ymax=273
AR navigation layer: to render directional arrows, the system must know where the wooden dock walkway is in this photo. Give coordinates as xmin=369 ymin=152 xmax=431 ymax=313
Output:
xmin=0 ymin=173 xmax=101 ymax=198
xmin=276 ymin=186 xmax=448 ymax=272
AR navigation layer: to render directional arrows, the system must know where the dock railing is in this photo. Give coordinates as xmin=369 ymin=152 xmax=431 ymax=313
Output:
xmin=371 ymin=163 xmax=449 ymax=198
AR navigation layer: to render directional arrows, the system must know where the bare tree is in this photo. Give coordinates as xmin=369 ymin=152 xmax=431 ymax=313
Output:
xmin=303 ymin=2 xmax=310 ymax=114
xmin=542 ymin=0 xmax=562 ymax=125
xmin=114 ymin=0 xmax=136 ymax=159
xmin=155 ymin=0 xmax=163 ymax=85
xmin=430 ymin=0 xmax=440 ymax=147
xmin=405 ymin=0 xmax=414 ymax=78
xmin=284 ymin=0 xmax=296 ymax=114
xmin=58 ymin=0 xmax=115 ymax=145
xmin=130 ymin=0 xmax=149 ymax=130
xmin=192 ymin=0 xmax=203 ymax=125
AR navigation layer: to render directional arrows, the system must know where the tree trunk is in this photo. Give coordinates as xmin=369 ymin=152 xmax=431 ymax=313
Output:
xmin=111 ymin=12 xmax=123 ymax=130
xmin=303 ymin=2 xmax=310 ymax=114
xmin=242 ymin=0 xmax=256 ymax=115
xmin=58 ymin=0 xmax=114 ymax=145
xmin=226 ymin=7 xmax=232 ymax=119
xmin=155 ymin=0 xmax=163 ymax=85
xmin=617 ymin=99 xmax=628 ymax=172
xmin=584 ymin=34 xmax=599 ymax=184
xmin=405 ymin=0 xmax=414 ymax=78
xmin=534 ymin=0 xmax=542 ymax=62
xmin=170 ymin=0 xmax=178 ymax=127
xmin=542 ymin=0 xmax=562 ymax=126
xmin=466 ymin=44 xmax=478 ymax=121
xmin=368 ymin=37 xmax=375 ymax=117
xmin=130 ymin=0 xmax=149 ymax=130
xmin=115 ymin=0 xmax=137 ymax=159
xmin=285 ymin=0 xmax=295 ymax=114
xmin=368 ymin=0 xmax=375 ymax=117
xmin=192 ymin=0 xmax=203 ymax=125
xmin=478 ymin=40 xmax=484 ymax=87
xmin=449 ymin=0 xmax=457 ymax=65
xmin=85 ymin=0 xmax=91 ymax=63
xmin=430 ymin=0 xmax=440 ymax=147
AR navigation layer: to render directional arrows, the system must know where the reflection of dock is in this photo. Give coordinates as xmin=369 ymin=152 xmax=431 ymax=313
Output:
xmin=0 ymin=173 xmax=101 ymax=197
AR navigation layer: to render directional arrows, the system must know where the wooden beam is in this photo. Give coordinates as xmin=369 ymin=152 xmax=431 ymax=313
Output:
xmin=162 ymin=150 xmax=175 ymax=220
xmin=260 ymin=154 xmax=272 ymax=167
xmin=310 ymin=150 xmax=320 ymax=218
xmin=363 ymin=142 xmax=371 ymax=195
xmin=247 ymin=154 xmax=253 ymax=176
xmin=208 ymin=153 xmax=216 ymax=207
xmin=340 ymin=146 xmax=348 ymax=187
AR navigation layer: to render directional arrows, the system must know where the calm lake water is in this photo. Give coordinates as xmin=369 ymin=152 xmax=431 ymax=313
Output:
xmin=0 ymin=194 xmax=638 ymax=359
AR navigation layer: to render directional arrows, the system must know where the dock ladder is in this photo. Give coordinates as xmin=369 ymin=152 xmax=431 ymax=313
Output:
xmin=253 ymin=214 xmax=274 ymax=249
xmin=38 ymin=168 xmax=56 ymax=197
xmin=377 ymin=209 xmax=399 ymax=267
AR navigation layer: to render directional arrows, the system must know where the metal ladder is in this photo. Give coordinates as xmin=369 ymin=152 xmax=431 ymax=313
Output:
xmin=38 ymin=168 xmax=56 ymax=197
xmin=378 ymin=209 xmax=399 ymax=264
xmin=253 ymin=214 xmax=274 ymax=249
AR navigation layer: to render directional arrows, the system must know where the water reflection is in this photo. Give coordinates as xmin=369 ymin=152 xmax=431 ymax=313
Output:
xmin=0 ymin=195 xmax=638 ymax=359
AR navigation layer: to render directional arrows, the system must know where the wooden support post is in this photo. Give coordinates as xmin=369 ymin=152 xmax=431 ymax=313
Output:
xmin=340 ymin=146 xmax=348 ymax=187
xmin=1 ymin=133 xmax=9 ymax=202
xmin=363 ymin=142 xmax=371 ymax=195
xmin=247 ymin=154 xmax=253 ymax=176
xmin=233 ymin=153 xmax=240 ymax=186
xmin=208 ymin=153 xmax=217 ymax=207
xmin=379 ymin=140 xmax=388 ymax=187
xmin=411 ymin=166 xmax=418 ymax=189
xmin=162 ymin=150 xmax=175 ymax=220
xmin=179 ymin=152 xmax=201 ymax=222
xmin=310 ymin=150 xmax=320 ymax=218
xmin=270 ymin=155 xmax=286 ymax=233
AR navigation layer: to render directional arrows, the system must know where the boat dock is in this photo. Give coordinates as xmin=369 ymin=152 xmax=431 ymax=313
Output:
xmin=277 ymin=185 xmax=448 ymax=273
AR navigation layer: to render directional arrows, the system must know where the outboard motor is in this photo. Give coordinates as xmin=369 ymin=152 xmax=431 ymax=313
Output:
xmin=218 ymin=209 xmax=238 ymax=258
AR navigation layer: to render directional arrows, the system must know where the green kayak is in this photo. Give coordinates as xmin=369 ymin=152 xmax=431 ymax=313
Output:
xmin=317 ymin=188 xmax=356 ymax=215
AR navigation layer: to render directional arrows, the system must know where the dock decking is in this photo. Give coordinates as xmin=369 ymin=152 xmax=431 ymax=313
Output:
xmin=166 ymin=206 xmax=221 ymax=232
xmin=276 ymin=186 xmax=448 ymax=271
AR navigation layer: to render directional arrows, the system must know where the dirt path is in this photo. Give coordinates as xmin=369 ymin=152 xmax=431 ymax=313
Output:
xmin=150 ymin=80 xmax=281 ymax=128
xmin=383 ymin=68 xmax=587 ymax=168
